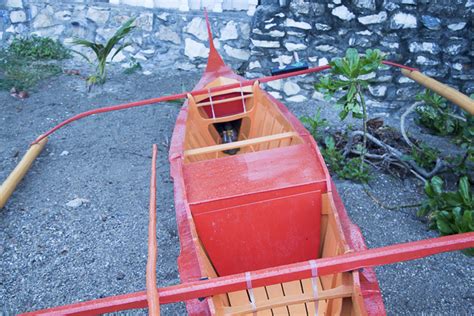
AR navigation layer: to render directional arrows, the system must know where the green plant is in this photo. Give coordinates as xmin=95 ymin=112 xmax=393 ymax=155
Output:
xmin=418 ymin=176 xmax=473 ymax=256
xmin=73 ymin=17 xmax=135 ymax=86
xmin=8 ymin=35 xmax=70 ymax=60
xmin=300 ymin=108 xmax=328 ymax=141
xmin=415 ymin=90 xmax=461 ymax=136
xmin=407 ymin=143 xmax=440 ymax=170
xmin=316 ymin=48 xmax=384 ymax=173
xmin=123 ymin=57 xmax=142 ymax=74
xmin=0 ymin=36 xmax=68 ymax=91
xmin=321 ymin=136 xmax=371 ymax=183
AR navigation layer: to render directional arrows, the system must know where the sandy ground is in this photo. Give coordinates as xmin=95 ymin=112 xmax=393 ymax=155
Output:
xmin=1 ymin=65 xmax=472 ymax=315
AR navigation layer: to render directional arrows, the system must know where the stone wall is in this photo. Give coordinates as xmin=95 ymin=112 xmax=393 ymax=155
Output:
xmin=0 ymin=0 xmax=472 ymax=112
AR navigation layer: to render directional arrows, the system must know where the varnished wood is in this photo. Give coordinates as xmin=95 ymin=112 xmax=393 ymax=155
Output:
xmin=197 ymin=94 xmax=253 ymax=107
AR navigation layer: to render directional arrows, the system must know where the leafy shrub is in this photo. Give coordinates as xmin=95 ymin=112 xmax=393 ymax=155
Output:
xmin=418 ymin=176 xmax=473 ymax=256
xmin=407 ymin=143 xmax=440 ymax=170
xmin=8 ymin=35 xmax=70 ymax=60
xmin=73 ymin=17 xmax=135 ymax=87
xmin=301 ymin=108 xmax=328 ymax=141
xmin=0 ymin=36 xmax=69 ymax=91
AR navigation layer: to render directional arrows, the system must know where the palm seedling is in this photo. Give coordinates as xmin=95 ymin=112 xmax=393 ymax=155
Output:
xmin=73 ymin=17 xmax=136 ymax=88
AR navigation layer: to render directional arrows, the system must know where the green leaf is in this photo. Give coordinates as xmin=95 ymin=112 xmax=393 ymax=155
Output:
xmin=430 ymin=176 xmax=444 ymax=195
xmin=458 ymin=176 xmax=472 ymax=206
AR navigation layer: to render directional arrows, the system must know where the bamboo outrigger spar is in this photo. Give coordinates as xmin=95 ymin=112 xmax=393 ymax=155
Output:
xmin=1 ymin=10 xmax=473 ymax=316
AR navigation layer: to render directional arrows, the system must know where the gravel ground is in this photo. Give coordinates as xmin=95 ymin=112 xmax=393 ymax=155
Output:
xmin=1 ymin=65 xmax=472 ymax=315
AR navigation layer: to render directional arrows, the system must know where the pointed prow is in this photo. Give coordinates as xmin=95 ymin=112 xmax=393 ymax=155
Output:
xmin=204 ymin=8 xmax=227 ymax=73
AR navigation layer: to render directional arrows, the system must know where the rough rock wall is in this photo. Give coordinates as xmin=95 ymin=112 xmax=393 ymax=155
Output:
xmin=0 ymin=0 xmax=472 ymax=112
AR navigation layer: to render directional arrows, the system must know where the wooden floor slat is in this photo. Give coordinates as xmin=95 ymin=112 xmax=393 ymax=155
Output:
xmin=282 ymin=280 xmax=308 ymax=315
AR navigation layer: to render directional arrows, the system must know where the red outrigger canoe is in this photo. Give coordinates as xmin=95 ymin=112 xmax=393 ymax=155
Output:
xmin=5 ymin=11 xmax=473 ymax=316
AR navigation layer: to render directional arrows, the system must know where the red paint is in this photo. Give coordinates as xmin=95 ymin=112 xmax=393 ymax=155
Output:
xmin=20 ymin=232 xmax=474 ymax=315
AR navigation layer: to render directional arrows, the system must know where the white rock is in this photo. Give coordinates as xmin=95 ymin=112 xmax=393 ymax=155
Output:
xmin=10 ymin=10 xmax=26 ymax=23
xmin=284 ymin=18 xmax=311 ymax=30
xmin=133 ymin=52 xmax=147 ymax=61
xmin=286 ymin=95 xmax=307 ymax=102
xmin=353 ymin=0 xmax=376 ymax=10
xmin=220 ymin=21 xmax=238 ymax=41
xmin=447 ymin=22 xmax=466 ymax=31
xmin=60 ymin=150 xmax=69 ymax=156
xmin=6 ymin=0 xmax=23 ymax=8
xmin=315 ymin=45 xmax=338 ymax=53
xmin=315 ymin=23 xmax=331 ymax=31
xmin=452 ymin=63 xmax=463 ymax=71
xmin=184 ymin=17 xmax=207 ymax=41
xmin=358 ymin=72 xmax=376 ymax=80
xmin=251 ymin=39 xmax=280 ymax=48
xmin=66 ymin=198 xmax=89 ymax=208
xmin=312 ymin=91 xmax=325 ymax=100
xmin=176 ymin=63 xmax=196 ymax=71
xmin=136 ymin=12 xmax=154 ymax=32
xmin=398 ymin=77 xmax=414 ymax=84
xmin=156 ymin=25 xmax=181 ymax=44
xmin=240 ymin=23 xmax=251 ymax=40
xmin=223 ymin=45 xmax=250 ymax=61
xmin=357 ymin=30 xmax=373 ymax=36
xmin=269 ymin=91 xmax=282 ymax=99
xmin=331 ymin=6 xmax=355 ymax=21
xmin=86 ymin=7 xmax=110 ymax=24
xmin=267 ymin=80 xmax=282 ymax=90
xmin=358 ymin=11 xmax=387 ymax=25
xmin=368 ymin=85 xmax=387 ymax=97
xmin=284 ymin=42 xmax=307 ymax=51
xmin=6 ymin=25 xmax=15 ymax=33
xmin=318 ymin=58 xmax=329 ymax=66
xmin=390 ymin=13 xmax=417 ymax=29
xmin=142 ymin=49 xmax=155 ymax=55
xmin=184 ymin=38 xmax=209 ymax=59
xmin=110 ymin=50 xmax=126 ymax=62
xmin=268 ymin=30 xmax=285 ymax=37
xmin=408 ymin=42 xmax=440 ymax=54
xmin=272 ymin=55 xmax=293 ymax=65
xmin=33 ymin=12 xmax=54 ymax=28
xmin=249 ymin=60 xmax=261 ymax=70
xmin=283 ymin=81 xmax=301 ymax=96
xmin=416 ymin=55 xmax=439 ymax=65
xmin=265 ymin=18 xmax=274 ymax=23
xmin=275 ymin=13 xmax=285 ymax=18
xmin=333 ymin=0 xmax=342 ymax=4
xmin=265 ymin=23 xmax=277 ymax=29
xmin=381 ymin=41 xmax=399 ymax=49
xmin=143 ymin=70 xmax=152 ymax=76
xmin=157 ymin=12 xmax=169 ymax=21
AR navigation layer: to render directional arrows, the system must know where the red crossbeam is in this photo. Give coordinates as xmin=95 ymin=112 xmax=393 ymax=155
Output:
xmin=21 ymin=232 xmax=473 ymax=315
xmin=31 ymin=61 xmax=415 ymax=145
xmin=146 ymin=144 xmax=160 ymax=315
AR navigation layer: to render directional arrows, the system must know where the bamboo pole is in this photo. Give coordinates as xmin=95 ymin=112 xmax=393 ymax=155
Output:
xmin=0 ymin=137 xmax=48 ymax=208
xmin=401 ymin=69 xmax=474 ymax=115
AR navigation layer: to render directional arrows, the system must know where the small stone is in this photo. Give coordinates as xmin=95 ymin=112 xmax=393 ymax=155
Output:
xmin=268 ymin=30 xmax=285 ymax=37
xmin=176 ymin=62 xmax=195 ymax=71
xmin=33 ymin=12 xmax=54 ymax=28
xmin=184 ymin=38 xmax=209 ymax=59
xmin=267 ymin=80 xmax=282 ymax=90
xmin=447 ymin=22 xmax=466 ymax=31
xmin=315 ymin=45 xmax=338 ymax=53
xmin=368 ymin=85 xmax=387 ymax=98
xmin=353 ymin=0 xmax=376 ymax=10
xmin=272 ymin=55 xmax=293 ymax=65
xmin=116 ymin=272 xmax=125 ymax=280
xmin=358 ymin=12 xmax=387 ymax=25
xmin=220 ymin=21 xmax=238 ymax=41
xmin=60 ymin=150 xmax=69 ymax=156
xmin=421 ymin=15 xmax=441 ymax=30
xmin=269 ymin=91 xmax=282 ymax=99
xmin=110 ymin=50 xmax=126 ymax=63
xmin=223 ymin=45 xmax=250 ymax=61
xmin=86 ymin=7 xmax=110 ymax=25
xmin=315 ymin=23 xmax=331 ymax=31
xmin=133 ymin=52 xmax=147 ymax=61
xmin=398 ymin=77 xmax=414 ymax=84
xmin=284 ymin=42 xmax=307 ymax=51
xmin=318 ymin=58 xmax=329 ymax=66
xmin=286 ymin=95 xmax=307 ymax=103
xmin=6 ymin=0 xmax=23 ymax=8
xmin=136 ymin=12 xmax=154 ymax=32
xmin=446 ymin=43 xmax=464 ymax=55
xmin=283 ymin=81 xmax=301 ymax=96
xmin=240 ymin=23 xmax=251 ymax=40
xmin=10 ymin=10 xmax=26 ymax=23
xmin=66 ymin=198 xmax=89 ymax=208
xmin=380 ymin=41 xmax=399 ymax=49
xmin=331 ymin=6 xmax=355 ymax=21
xmin=416 ymin=55 xmax=439 ymax=66
xmin=251 ymin=39 xmax=280 ymax=48
xmin=390 ymin=13 xmax=417 ymax=29
xmin=408 ymin=42 xmax=440 ymax=54
xmin=452 ymin=63 xmax=463 ymax=71
xmin=284 ymin=18 xmax=311 ymax=30
xmin=357 ymin=30 xmax=373 ymax=36
xmin=184 ymin=17 xmax=207 ymax=41
xmin=157 ymin=12 xmax=169 ymax=21
xmin=155 ymin=25 xmax=181 ymax=45
xmin=249 ymin=61 xmax=261 ymax=70
xmin=143 ymin=70 xmax=152 ymax=76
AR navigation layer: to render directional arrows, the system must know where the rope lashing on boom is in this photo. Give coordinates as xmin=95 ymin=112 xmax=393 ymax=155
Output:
xmin=31 ymin=61 xmax=418 ymax=145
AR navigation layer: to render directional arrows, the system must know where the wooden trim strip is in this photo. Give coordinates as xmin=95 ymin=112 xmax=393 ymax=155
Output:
xmin=184 ymin=132 xmax=299 ymax=157
xmin=218 ymin=285 xmax=353 ymax=315
xmin=401 ymin=69 xmax=474 ymax=115
xmin=196 ymin=94 xmax=253 ymax=107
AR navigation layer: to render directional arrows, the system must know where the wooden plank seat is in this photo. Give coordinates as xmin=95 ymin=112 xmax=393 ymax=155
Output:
xmin=184 ymin=132 xmax=299 ymax=157
xmin=217 ymin=277 xmax=351 ymax=315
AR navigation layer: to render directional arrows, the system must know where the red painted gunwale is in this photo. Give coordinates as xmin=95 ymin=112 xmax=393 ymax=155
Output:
xmin=168 ymin=12 xmax=385 ymax=315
